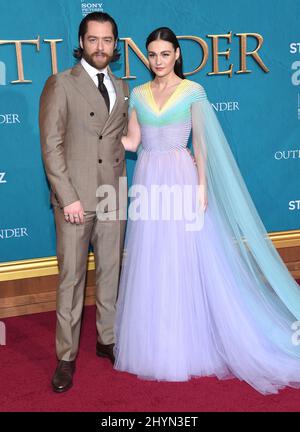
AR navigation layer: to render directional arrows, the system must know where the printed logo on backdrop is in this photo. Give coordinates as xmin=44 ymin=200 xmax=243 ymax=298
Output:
xmin=289 ymin=42 xmax=300 ymax=119
xmin=0 ymin=61 xmax=6 ymax=85
xmin=0 ymin=227 xmax=29 ymax=239
xmin=81 ymin=1 xmax=104 ymax=17
xmin=274 ymin=149 xmax=300 ymax=160
xmin=212 ymin=101 xmax=240 ymax=112
xmin=0 ymin=172 xmax=7 ymax=184
xmin=0 ymin=113 xmax=21 ymax=125
xmin=289 ymin=200 xmax=300 ymax=211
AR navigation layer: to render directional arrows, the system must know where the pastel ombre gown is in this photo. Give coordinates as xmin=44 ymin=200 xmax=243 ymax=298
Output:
xmin=114 ymin=79 xmax=300 ymax=394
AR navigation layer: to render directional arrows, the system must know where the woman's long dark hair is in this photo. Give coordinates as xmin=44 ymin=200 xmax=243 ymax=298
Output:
xmin=146 ymin=27 xmax=185 ymax=79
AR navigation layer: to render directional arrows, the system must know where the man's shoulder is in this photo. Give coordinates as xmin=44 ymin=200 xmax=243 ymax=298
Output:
xmin=109 ymin=72 xmax=129 ymax=95
xmin=57 ymin=67 xmax=74 ymax=77
xmin=44 ymin=64 xmax=81 ymax=85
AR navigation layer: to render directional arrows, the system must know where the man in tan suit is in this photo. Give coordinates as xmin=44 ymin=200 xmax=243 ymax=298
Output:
xmin=39 ymin=12 xmax=129 ymax=393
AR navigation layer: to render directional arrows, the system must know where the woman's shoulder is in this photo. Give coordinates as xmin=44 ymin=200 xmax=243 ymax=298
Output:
xmin=130 ymin=82 xmax=150 ymax=96
xmin=183 ymin=79 xmax=207 ymax=99
xmin=129 ymin=79 xmax=207 ymax=101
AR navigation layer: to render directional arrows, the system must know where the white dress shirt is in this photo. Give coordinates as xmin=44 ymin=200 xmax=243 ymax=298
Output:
xmin=81 ymin=58 xmax=116 ymax=114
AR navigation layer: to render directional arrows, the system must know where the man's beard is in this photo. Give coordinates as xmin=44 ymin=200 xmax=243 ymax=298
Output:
xmin=82 ymin=50 xmax=113 ymax=70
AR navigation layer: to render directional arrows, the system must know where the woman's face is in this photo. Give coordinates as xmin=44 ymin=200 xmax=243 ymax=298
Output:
xmin=147 ymin=39 xmax=180 ymax=78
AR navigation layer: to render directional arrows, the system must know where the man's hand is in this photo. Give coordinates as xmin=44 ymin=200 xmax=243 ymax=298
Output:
xmin=63 ymin=201 xmax=85 ymax=224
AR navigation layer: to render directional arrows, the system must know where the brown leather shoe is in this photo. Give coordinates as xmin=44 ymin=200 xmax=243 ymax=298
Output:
xmin=52 ymin=360 xmax=75 ymax=393
xmin=96 ymin=342 xmax=115 ymax=365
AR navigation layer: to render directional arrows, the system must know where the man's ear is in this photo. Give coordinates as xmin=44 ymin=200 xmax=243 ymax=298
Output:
xmin=80 ymin=36 xmax=83 ymax=50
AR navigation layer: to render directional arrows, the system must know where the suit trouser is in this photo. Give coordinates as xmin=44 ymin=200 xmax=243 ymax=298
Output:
xmin=54 ymin=208 xmax=126 ymax=361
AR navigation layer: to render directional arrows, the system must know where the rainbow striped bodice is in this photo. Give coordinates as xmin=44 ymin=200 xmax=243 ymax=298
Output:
xmin=130 ymin=80 xmax=206 ymax=152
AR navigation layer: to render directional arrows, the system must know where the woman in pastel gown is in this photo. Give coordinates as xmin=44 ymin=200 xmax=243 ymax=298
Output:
xmin=113 ymin=27 xmax=300 ymax=395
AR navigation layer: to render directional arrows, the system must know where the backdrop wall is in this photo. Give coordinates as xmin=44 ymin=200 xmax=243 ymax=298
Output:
xmin=0 ymin=0 xmax=299 ymax=262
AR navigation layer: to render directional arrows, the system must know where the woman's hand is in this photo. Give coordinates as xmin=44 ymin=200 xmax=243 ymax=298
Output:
xmin=122 ymin=110 xmax=141 ymax=152
xmin=199 ymin=184 xmax=208 ymax=212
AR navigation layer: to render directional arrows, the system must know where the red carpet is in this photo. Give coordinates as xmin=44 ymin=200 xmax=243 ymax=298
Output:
xmin=1 ymin=304 xmax=300 ymax=412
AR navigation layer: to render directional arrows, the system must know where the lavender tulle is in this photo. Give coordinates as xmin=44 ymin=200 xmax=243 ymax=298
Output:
xmin=114 ymin=83 xmax=300 ymax=394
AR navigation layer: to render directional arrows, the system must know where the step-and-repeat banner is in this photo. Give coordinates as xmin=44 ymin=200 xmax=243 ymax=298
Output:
xmin=0 ymin=0 xmax=299 ymax=262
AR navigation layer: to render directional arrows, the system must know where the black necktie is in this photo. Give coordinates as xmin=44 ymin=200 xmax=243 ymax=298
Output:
xmin=97 ymin=73 xmax=110 ymax=113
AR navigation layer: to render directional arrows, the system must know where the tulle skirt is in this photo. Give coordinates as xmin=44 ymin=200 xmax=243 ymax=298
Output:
xmin=114 ymin=147 xmax=300 ymax=394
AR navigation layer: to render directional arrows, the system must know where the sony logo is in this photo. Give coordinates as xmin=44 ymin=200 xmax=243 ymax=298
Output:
xmin=81 ymin=3 xmax=103 ymax=7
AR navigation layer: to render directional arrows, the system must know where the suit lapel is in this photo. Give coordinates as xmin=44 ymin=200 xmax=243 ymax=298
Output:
xmin=70 ymin=63 xmax=109 ymax=124
xmin=69 ymin=63 xmax=124 ymax=135
xmin=101 ymin=68 xmax=123 ymax=134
